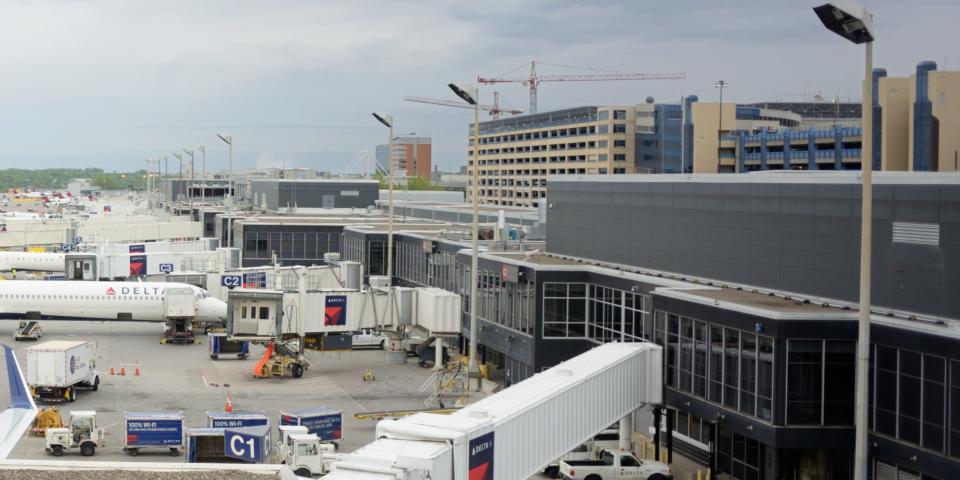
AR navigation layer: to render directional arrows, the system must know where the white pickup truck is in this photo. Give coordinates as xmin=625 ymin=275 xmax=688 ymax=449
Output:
xmin=559 ymin=449 xmax=672 ymax=480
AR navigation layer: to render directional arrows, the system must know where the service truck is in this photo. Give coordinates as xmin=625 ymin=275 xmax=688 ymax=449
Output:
xmin=123 ymin=411 xmax=184 ymax=456
xmin=45 ymin=410 xmax=102 ymax=457
xmin=559 ymin=449 xmax=673 ymax=480
xmin=281 ymin=432 xmax=338 ymax=477
xmin=26 ymin=340 xmax=99 ymax=402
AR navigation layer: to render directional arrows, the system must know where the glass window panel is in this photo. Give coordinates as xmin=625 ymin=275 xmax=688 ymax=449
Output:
xmin=787 ymin=340 xmax=823 ymax=425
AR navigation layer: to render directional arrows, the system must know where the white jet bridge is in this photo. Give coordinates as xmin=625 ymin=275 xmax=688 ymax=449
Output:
xmin=325 ymin=341 xmax=663 ymax=480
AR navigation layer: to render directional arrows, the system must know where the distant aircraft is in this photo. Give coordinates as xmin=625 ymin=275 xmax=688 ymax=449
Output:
xmin=0 ymin=252 xmax=65 ymax=272
xmin=0 ymin=281 xmax=227 ymax=322
xmin=0 ymin=344 xmax=37 ymax=459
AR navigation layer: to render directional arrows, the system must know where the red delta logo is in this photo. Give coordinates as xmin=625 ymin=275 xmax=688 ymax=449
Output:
xmin=105 ymin=287 xmax=116 ymax=296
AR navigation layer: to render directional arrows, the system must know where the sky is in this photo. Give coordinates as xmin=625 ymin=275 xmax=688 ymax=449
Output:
xmin=0 ymin=0 xmax=955 ymax=174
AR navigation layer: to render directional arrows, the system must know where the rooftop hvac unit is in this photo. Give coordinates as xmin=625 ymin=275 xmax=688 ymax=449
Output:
xmin=368 ymin=276 xmax=391 ymax=289
xmin=323 ymin=252 xmax=341 ymax=264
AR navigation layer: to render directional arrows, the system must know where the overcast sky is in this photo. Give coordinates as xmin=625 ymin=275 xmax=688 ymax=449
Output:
xmin=0 ymin=0 xmax=955 ymax=173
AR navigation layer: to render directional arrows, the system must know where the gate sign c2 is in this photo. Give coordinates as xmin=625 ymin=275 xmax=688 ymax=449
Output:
xmin=72 ymin=236 xmax=82 ymax=244
xmin=221 ymin=275 xmax=243 ymax=288
xmin=223 ymin=427 xmax=267 ymax=463
xmin=159 ymin=263 xmax=174 ymax=273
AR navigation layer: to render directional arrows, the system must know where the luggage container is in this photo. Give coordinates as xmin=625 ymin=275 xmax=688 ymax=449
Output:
xmin=207 ymin=411 xmax=269 ymax=429
xmin=208 ymin=333 xmax=249 ymax=360
xmin=123 ymin=411 xmax=184 ymax=456
xmin=279 ymin=407 xmax=342 ymax=442
xmin=185 ymin=428 xmax=240 ymax=463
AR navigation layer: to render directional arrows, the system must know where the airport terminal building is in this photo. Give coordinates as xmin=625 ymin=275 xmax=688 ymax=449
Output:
xmin=333 ymin=172 xmax=960 ymax=479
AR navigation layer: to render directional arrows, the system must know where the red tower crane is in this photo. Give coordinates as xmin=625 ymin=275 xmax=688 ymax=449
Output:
xmin=403 ymin=93 xmax=522 ymax=119
xmin=478 ymin=61 xmax=686 ymax=114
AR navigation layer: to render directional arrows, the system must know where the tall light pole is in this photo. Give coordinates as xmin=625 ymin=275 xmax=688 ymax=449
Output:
xmin=184 ymin=148 xmax=195 ymax=217
xmin=814 ymin=2 xmax=875 ymax=479
xmin=714 ymin=80 xmax=729 ymax=172
xmin=199 ymin=145 xmax=206 ymax=230
xmin=372 ymin=113 xmax=395 ymax=283
xmin=449 ymin=82 xmax=481 ymax=391
xmin=171 ymin=153 xmax=183 ymax=205
xmin=217 ymin=134 xmax=233 ymax=249
xmin=163 ymin=155 xmax=168 ymax=203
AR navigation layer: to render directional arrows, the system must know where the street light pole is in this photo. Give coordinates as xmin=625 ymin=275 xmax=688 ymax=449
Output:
xmin=184 ymin=148 xmax=195 ymax=217
xmin=814 ymin=3 xmax=875 ymax=479
xmin=172 ymin=153 xmax=183 ymax=205
xmin=714 ymin=80 xmax=729 ymax=172
xmin=372 ymin=113 xmax=395 ymax=282
xmin=217 ymin=134 xmax=233 ymax=249
xmin=199 ymin=145 xmax=206 ymax=230
xmin=449 ymin=82 xmax=482 ymax=391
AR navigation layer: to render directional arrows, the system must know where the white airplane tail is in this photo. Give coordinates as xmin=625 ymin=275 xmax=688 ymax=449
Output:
xmin=0 ymin=345 xmax=37 ymax=458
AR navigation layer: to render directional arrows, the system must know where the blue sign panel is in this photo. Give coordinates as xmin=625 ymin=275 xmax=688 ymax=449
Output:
xmin=125 ymin=415 xmax=184 ymax=447
xmin=280 ymin=409 xmax=343 ymax=441
xmin=223 ymin=425 xmax=270 ymax=463
xmin=159 ymin=263 xmax=174 ymax=273
xmin=221 ymin=275 xmax=242 ymax=288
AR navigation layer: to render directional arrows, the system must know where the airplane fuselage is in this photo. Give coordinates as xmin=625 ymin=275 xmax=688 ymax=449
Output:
xmin=0 ymin=280 xmax=226 ymax=322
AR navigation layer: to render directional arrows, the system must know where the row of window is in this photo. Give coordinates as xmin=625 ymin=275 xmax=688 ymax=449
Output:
xmin=655 ymin=312 xmax=776 ymax=423
xmin=871 ymin=343 xmax=960 ymax=457
xmin=478 ymin=125 xmax=598 ymax=145
xmin=478 ymin=138 xmax=629 ymax=156
xmin=0 ymin=293 xmax=161 ymax=301
xmin=541 ymin=282 xmax=650 ymax=343
xmin=243 ymin=231 xmax=340 ymax=260
xmin=465 ymin=268 xmax=535 ymax=335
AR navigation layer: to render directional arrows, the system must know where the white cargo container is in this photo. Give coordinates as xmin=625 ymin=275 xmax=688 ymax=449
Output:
xmin=164 ymin=287 xmax=197 ymax=318
xmin=414 ymin=288 xmax=461 ymax=334
xmin=327 ymin=342 xmax=663 ymax=480
xmin=26 ymin=340 xmax=100 ymax=402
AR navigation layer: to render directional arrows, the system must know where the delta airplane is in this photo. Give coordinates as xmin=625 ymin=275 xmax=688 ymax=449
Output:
xmin=0 ymin=252 xmax=65 ymax=272
xmin=0 ymin=281 xmax=226 ymax=322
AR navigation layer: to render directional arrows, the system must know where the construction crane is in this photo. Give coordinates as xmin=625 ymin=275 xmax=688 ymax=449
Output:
xmin=478 ymin=60 xmax=686 ymax=114
xmin=404 ymin=92 xmax=522 ymax=119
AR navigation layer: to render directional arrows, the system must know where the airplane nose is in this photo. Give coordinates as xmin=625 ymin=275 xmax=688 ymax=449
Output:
xmin=201 ymin=298 xmax=228 ymax=321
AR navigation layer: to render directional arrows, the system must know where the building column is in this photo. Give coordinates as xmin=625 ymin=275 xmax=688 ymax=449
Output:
xmin=834 ymin=128 xmax=843 ymax=170
xmin=783 ymin=128 xmax=792 ymax=170
xmin=653 ymin=408 xmax=662 ymax=461
xmin=808 ymin=130 xmax=817 ymax=170
xmin=666 ymin=408 xmax=674 ymax=464
xmin=737 ymin=133 xmax=746 ymax=173
xmin=619 ymin=415 xmax=632 ymax=451
xmin=760 ymin=134 xmax=769 ymax=170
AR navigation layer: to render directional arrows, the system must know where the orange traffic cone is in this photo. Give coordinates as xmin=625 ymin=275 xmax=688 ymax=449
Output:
xmin=225 ymin=395 xmax=233 ymax=413
xmin=119 ymin=366 xmax=126 ymax=376
xmin=109 ymin=366 xmax=115 ymax=376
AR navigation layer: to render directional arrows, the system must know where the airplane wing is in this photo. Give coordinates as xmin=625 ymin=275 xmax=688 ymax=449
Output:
xmin=0 ymin=345 xmax=37 ymax=459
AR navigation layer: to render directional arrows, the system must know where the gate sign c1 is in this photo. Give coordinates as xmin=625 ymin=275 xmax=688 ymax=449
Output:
xmin=72 ymin=236 xmax=82 ymax=245
xmin=61 ymin=243 xmax=71 ymax=252
xmin=223 ymin=425 xmax=269 ymax=463
xmin=221 ymin=274 xmax=242 ymax=288
xmin=159 ymin=263 xmax=174 ymax=273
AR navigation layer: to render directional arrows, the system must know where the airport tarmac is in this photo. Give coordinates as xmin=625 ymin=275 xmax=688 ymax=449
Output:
xmin=0 ymin=320 xmax=456 ymax=462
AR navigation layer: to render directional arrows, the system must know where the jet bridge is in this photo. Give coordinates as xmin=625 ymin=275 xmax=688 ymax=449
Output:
xmin=225 ymin=286 xmax=461 ymax=379
xmin=326 ymin=342 xmax=663 ymax=479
